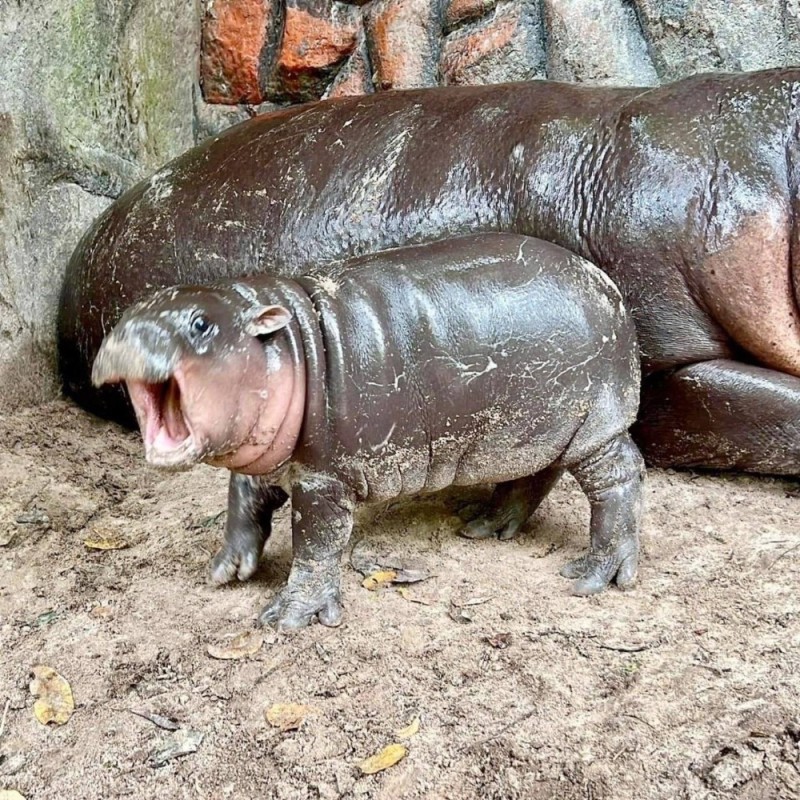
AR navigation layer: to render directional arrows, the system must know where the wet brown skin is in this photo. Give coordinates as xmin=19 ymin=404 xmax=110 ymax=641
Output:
xmin=93 ymin=234 xmax=645 ymax=629
xmin=60 ymin=66 xmax=800 ymax=474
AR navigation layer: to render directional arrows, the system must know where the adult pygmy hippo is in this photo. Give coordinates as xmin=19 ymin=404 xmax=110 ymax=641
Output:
xmin=59 ymin=67 xmax=800 ymax=476
xmin=92 ymin=234 xmax=644 ymax=629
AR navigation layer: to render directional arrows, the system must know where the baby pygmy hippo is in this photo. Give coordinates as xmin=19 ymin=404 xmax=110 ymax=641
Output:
xmin=93 ymin=233 xmax=645 ymax=629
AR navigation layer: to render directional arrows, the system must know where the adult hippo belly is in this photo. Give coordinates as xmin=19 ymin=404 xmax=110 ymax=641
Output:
xmin=58 ymin=67 xmax=800 ymax=474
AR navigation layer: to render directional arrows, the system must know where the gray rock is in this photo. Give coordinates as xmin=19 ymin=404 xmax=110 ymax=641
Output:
xmin=192 ymin=83 xmax=254 ymax=140
xmin=0 ymin=115 xmax=111 ymax=409
xmin=0 ymin=0 xmax=200 ymax=409
xmin=441 ymin=0 xmax=546 ymax=86
xmin=633 ymin=0 xmax=796 ymax=82
xmin=543 ymin=0 xmax=658 ymax=86
xmin=366 ymin=0 xmax=445 ymax=89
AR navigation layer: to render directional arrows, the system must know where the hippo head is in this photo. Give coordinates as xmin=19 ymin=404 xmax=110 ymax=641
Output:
xmin=92 ymin=283 xmax=303 ymax=472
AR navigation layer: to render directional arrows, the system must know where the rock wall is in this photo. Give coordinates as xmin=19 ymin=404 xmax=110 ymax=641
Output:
xmin=0 ymin=0 xmax=208 ymax=409
xmin=0 ymin=0 xmax=798 ymax=410
xmin=201 ymin=0 xmax=800 ymax=102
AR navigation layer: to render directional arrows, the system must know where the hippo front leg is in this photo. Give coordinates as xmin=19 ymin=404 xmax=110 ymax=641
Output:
xmin=563 ymin=433 xmax=645 ymax=595
xmin=210 ymin=474 xmax=288 ymax=584
xmin=259 ymin=477 xmax=355 ymax=630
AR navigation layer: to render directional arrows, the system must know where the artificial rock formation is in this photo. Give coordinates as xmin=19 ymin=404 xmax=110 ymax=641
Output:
xmin=0 ymin=0 xmax=201 ymax=408
xmin=200 ymin=0 xmax=800 ymax=103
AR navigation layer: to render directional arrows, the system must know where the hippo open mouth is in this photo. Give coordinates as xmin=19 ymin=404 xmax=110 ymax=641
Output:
xmin=126 ymin=376 xmax=201 ymax=468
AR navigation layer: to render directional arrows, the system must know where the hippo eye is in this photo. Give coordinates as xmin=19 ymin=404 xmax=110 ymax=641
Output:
xmin=191 ymin=315 xmax=210 ymax=335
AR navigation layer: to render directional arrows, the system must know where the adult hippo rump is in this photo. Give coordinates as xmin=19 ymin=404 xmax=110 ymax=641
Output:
xmin=60 ymin=67 xmax=800 ymax=474
xmin=92 ymin=234 xmax=644 ymax=628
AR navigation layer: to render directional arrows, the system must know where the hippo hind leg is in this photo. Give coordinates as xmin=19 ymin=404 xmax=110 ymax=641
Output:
xmin=460 ymin=467 xmax=562 ymax=541
xmin=563 ymin=432 xmax=645 ymax=595
xmin=634 ymin=359 xmax=800 ymax=474
xmin=210 ymin=474 xmax=288 ymax=584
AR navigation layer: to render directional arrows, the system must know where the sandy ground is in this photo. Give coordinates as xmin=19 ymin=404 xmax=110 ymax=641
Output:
xmin=0 ymin=400 xmax=799 ymax=800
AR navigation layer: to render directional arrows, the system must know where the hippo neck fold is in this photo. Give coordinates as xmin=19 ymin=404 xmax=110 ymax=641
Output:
xmin=246 ymin=275 xmax=333 ymax=473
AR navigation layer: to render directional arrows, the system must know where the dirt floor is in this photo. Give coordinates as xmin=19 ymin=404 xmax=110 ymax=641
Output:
xmin=0 ymin=400 xmax=799 ymax=800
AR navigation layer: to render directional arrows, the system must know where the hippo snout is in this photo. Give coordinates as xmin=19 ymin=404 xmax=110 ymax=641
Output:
xmin=92 ymin=319 xmax=182 ymax=387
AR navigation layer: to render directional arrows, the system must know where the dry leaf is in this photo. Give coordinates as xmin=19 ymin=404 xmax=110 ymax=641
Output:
xmin=83 ymin=535 xmax=129 ymax=551
xmin=362 ymin=570 xmax=397 ymax=591
xmin=350 ymin=542 xmax=431 ymax=583
xmin=395 ymin=717 xmax=420 ymax=739
xmin=396 ymin=587 xmax=431 ymax=605
xmin=448 ymin=604 xmax=473 ymax=624
xmin=529 ymin=540 xmax=557 ymax=559
xmin=33 ymin=610 xmax=61 ymax=628
xmin=265 ymin=703 xmax=312 ymax=732
xmin=315 ymin=642 xmax=331 ymax=663
xmin=149 ymin=729 xmax=204 ymax=767
xmin=89 ymin=605 xmax=115 ymax=620
xmin=350 ymin=542 xmax=391 ymax=575
xmin=130 ymin=709 xmax=180 ymax=731
xmin=391 ymin=568 xmax=430 ymax=584
xmin=454 ymin=595 xmax=494 ymax=608
xmin=29 ymin=665 xmax=74 ymax=726
xmin=15 ymin=509 xmax=48 ymax=525
xmin=0 ymin=791 xmax=27 ymax=800
xmin=359 ymin=743 xmax=407 ymax=774
xmin=207 ymin=630 xmax=263 ymax=660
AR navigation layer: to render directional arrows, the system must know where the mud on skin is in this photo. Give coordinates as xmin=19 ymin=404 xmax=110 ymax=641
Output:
xmin=93 ymin=234 xmax=645 ymax=630
xmin=60 ymin=67 xmax=800 ymax=476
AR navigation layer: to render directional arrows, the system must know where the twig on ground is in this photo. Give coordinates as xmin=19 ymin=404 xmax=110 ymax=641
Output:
xmin=621 ymin=713 xmax=656 ymax=730
xmin=767 ymin=540 xmax=800 ymax=569
xmin=129 ymin=709 xmax=180 ymax=731
xmin=525 ymin=629 xmax=658 ymax=657
xmin=464 ymin=708 xmax=537 ymax=752
xmin=525 ymin=628 xmax=596 ymax=658
xmin=596 ymin=641 xmax=659 ymax=653
xmin=0 ymin=697 xmax=10 ymax=740
xmin=693 ymin=662 xmax=728 ymax=678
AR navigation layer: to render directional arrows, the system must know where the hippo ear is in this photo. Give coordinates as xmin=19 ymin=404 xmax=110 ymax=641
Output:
xmin=246 ymin=304 xmax=292 ymax=337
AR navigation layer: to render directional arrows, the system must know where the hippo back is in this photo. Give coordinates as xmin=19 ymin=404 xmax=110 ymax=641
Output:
xmin=287 ymin=234 xmax=639 ymax=497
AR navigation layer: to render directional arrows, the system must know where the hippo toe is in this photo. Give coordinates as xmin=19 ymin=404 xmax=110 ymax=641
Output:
xmin=259 ymin=561 xmax=344 ymax=630
xmin=210 ymin=542 xmax=262 ymax=584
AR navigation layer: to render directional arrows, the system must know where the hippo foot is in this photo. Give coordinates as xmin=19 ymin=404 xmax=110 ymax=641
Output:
xmin=258 ymin=561 xmax=343 ymax=630
xmin=459 ymin=473 xmax=561 ymax=542
xmin=559 ymin=542 xmax=638 ymax=596
xmin=210 ymin=537 xmax=265 ymax=585
xmin=460 ymin=506 xmax=525 ymax=541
